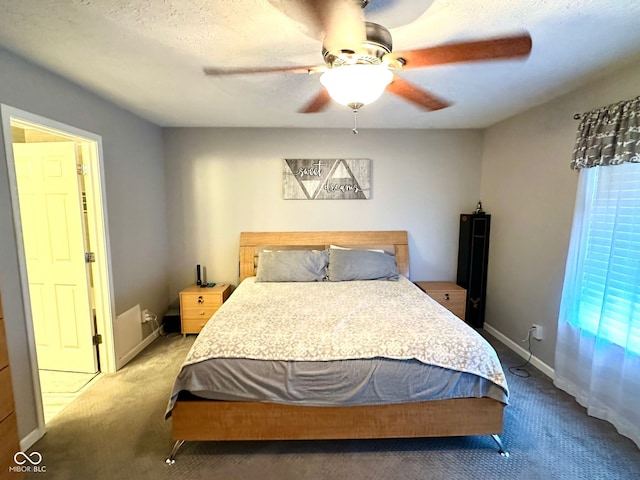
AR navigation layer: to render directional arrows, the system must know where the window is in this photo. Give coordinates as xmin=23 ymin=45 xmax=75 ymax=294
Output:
xmin=570 ymin=162 xmax=640 ymax=353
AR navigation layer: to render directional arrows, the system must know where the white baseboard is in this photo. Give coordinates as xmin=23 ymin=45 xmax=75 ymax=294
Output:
xmin=484 ymin=323 xmax=555 ymax=379
xmin=115 ymin=327 xmax=160 ymax=370
xmin=20 ymin=425 xmax=45 ymax=451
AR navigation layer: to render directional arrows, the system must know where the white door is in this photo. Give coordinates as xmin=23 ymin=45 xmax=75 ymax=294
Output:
xmin=13 ymin=142 xmax=98 ymax=373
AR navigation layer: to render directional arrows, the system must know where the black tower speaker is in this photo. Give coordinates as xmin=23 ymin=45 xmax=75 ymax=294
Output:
xmin=456 ymin=214 xmax=491 ymax=328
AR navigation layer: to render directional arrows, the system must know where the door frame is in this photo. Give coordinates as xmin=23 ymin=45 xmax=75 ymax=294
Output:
xmin=1 ymin=105 xmax=117 ymax=433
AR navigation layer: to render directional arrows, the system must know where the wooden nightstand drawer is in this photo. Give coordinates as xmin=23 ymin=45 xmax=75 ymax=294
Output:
xmin=0 ymin=318 xmax=8 ymax=370
xmin=414 ymin=281 xmax=466 ymax=321
xmin=180 ymin=291 xmax=225 ymax=308
xmin=181 ymin=318 xmax=212 ymax=334
xmin=179 ymin=284 xmax=231 ymax=335
xmin=0 ymin=366 xmax=15 ymax=422
xmin=181 ymin=305 xmax=220 ymax=319
xmin=0 ymin=412 xmax=21 ymax=478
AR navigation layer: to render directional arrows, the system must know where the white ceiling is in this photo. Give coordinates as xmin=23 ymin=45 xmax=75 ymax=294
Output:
xmin=1 ymin=0 xmax=639 ymax=129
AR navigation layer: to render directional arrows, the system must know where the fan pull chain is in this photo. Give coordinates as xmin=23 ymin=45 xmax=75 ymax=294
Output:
xmin=352 ymin=108 xmax=359 ymax=134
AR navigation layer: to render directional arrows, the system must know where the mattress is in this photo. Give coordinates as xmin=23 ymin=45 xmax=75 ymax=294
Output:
xmin=167 ymin=276 xmax=508 ymax=416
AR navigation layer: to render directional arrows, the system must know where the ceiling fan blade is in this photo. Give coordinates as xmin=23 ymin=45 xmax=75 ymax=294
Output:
xmin=203 ymin=65 xmax=324 ymax=76
xmin=386 ymin=76 xmax=450 ymax=111
xmin=299 ymin=89 xmax=332 ymax=113
xmin=390 ymin=33 xmax=532 ymax=69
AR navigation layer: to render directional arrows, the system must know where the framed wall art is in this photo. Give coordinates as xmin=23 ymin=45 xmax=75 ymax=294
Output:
xmin=283 ymin=158 xmax=371 ymax=200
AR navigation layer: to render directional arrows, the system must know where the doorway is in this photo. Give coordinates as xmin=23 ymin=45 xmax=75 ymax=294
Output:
xmin=2 ymin=106 xmax=115 ymax=430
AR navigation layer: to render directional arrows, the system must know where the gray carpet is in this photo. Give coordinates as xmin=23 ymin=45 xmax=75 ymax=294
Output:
xmin=27 ymin=332 xmax=640 ymax=480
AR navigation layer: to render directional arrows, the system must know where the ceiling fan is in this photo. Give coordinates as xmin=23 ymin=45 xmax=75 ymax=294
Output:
xmin=203 ymin=0 xmax=532 ymax=121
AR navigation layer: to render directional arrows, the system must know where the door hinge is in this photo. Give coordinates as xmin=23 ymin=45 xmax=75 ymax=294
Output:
xmin=77 ymin=163 xmax=88 ymax=175
xmin=93 ymin=334 xmax=102 ymax=345
xmin=85 ymin=252 xmax=96 ymax=263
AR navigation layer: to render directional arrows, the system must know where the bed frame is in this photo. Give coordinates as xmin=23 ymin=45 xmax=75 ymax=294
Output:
xmin=167 ymin=231 xmax=508 ymax=463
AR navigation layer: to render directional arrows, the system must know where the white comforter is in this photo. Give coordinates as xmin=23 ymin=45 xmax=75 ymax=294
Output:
xmin=183 ymin=276 xmax=508 ymax=396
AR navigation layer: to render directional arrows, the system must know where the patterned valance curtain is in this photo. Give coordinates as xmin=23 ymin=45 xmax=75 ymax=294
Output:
xmin=571 ymin=96 xmax=640 ymax=170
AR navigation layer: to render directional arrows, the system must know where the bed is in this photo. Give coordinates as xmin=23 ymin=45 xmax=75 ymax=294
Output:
xmin=165 ymin=231 xmax=509 ymax=463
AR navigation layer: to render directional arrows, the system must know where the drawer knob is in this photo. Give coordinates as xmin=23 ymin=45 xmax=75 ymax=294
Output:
xmin=444 ymin=293 xmax=450 ymax=301
xmin=198 ymin=296 xmax=204 ymax=304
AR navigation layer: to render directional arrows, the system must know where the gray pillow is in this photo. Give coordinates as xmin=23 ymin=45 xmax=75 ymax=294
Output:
xmin=256 ymin=250 xmax=328 ymax=282
xmin=327 ymin=248 xmax=399 ymax=281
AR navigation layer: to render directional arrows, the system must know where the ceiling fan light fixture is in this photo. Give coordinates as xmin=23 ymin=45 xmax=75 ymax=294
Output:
xmin=320 ymin=64 xmax=393 ymax=108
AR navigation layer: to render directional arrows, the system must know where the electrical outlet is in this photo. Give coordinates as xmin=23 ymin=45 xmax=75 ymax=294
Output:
xmin=141 ymin=309 xmax=150 ymax=324
xmin=531 ymin=324 xmax=543 ymax=341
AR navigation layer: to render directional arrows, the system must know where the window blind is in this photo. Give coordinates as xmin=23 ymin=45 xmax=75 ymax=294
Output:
xmin=573 ymin=162 xmax=640 ymax=353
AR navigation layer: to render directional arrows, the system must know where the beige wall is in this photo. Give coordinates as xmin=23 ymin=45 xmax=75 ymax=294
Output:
xmin=480 ymin=60 xmax=640 ymax=368
xmin=163 ymin=127 xmax=484 ymax=301
xmin=0 ymin=46 xmax=170 ymax=441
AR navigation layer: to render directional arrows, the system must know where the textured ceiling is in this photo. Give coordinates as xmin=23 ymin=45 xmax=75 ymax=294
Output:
xmin=0 ymin=0 xmax=639 ymax=129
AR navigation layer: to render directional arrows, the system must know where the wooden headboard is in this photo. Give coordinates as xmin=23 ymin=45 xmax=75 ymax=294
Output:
xmin=239 ymin=231 xmax=409 ymax=281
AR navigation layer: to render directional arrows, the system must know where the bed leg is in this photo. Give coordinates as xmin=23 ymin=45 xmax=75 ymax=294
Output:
xmin=490 ymin=434 xmax=509 ymax=457
xmin=165 ymin=440 xmax=185 ymax=465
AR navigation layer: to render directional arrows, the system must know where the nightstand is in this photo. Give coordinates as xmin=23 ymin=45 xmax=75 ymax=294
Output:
xmin=179 ymin=284 xmax=231 ymax=335
xmin=414 ymin=281 xmax=466 ymax=321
